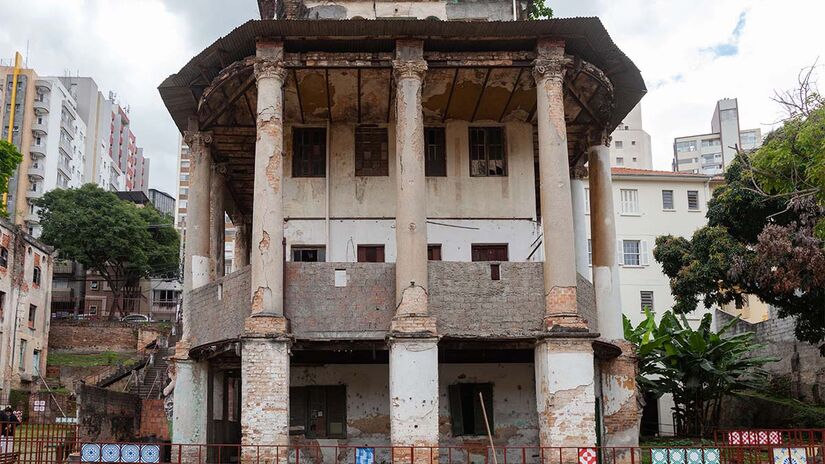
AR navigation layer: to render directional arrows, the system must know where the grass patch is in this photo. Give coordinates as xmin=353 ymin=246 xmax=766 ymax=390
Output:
xmin=47 ymin=351 xmax=133 ymax=367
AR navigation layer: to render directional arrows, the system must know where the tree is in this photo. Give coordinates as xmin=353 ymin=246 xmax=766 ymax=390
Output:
xmin=35 ymin=184 xmax=180 ymax=319
xmin=528 ymin=0 xmax=553 ymax=19
xmin=0 ymin=141 xmax=23 ymax=217
xmin=655 ymin=71 xmax=825 ymax=352
xmin=625 ymin=311 xmax=773 ymax=437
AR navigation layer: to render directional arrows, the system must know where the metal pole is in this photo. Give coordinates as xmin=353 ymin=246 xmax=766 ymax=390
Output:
xmin=479 ymin=392 xmax=498 ymax=464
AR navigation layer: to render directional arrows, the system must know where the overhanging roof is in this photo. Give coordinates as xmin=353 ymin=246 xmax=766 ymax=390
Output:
xmin=159 ymin=17 xmax=646 ymax=135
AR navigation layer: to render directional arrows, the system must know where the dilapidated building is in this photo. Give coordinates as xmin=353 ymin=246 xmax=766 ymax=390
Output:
xmin=159 ymin=0 xmax=645 ymax=460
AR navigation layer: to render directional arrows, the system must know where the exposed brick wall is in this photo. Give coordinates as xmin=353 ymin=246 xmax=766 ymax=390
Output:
xmin=188 ymin=263 xmax=598 ymax=348
xmin=717 ymin=308 xmax=825 ymax=402
xmin=49 ymin=320 xmax=138 ymax=352
xmin=77 ymin=384 xmax=141 ymax=442
xmin=139 ymin=399 xmax=170 ymax=440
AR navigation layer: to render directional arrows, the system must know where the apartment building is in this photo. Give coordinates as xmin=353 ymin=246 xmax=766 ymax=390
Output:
xmin=159 ymin=1 xmax=647 ymax=458
xmin=148 ymin=188 xmax=176 ymax=217
xmin=673 ymin=98 xmax=762 ymax=175
xmin=609 ymin=103 xmax=653 ymax=169
xmin=0 ymin=218 xmax=53 ymax=401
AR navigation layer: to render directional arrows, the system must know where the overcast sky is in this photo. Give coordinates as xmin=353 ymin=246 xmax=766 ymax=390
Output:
xmin=0 ymin=0 xmax=823 ymax=195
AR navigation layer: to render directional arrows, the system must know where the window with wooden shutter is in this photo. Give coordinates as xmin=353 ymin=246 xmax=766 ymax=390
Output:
xmin=471 ymin=244 xmax=508 ymax=262
xmin=662 ymin=190 xmax=674 ymax=210
xmin=448 ymin=383 xmax=494 ymax=436
xmin=425 ymin=127 xmax=446 ymax=177
xmin=687 ymin=190 xmax=700 ymax=210
xmin=355 ymin=126 xmax=389 ymax=176
xmin=357 ymin=245 xmax=385 ymax=263
xmin=428 ymin=244 xmax=442 ymax=261
xmin=292 ymin=128 xmax=326 ymax=177
xmin=290 ymin=385 xmax=346 ymax=438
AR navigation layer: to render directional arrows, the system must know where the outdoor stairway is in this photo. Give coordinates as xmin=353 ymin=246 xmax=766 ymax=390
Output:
xmin=129 ymin=347 xmax=172 ymax=399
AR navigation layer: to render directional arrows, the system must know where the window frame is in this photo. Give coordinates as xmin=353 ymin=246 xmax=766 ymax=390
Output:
xmin=448 ymin=383 xmax=494 ymax=437
xmin=424 ymin=127 xmax=447 ymax=177
xmin=471 ymin=244 xmax=509 ymax=262
xmin=354 ymin=126 xmax=389 ymax=177
xmin=468 ymin=127 xmax=507 ymax=177
xmin=32 ymin=266 xmax=41 ymax=286
xmin=0 ymin=247 xmax=7 ymax=268
xmin=28 ymin=304 xmax=36 ymax=329
xmin=427 ymin=244 xmax=442 ymax=261
xmin=619 ymin=189 xmax=640 ymax=215
xmin=292 ymin=127 xmax=327 ymax=178
xmin=687 ymin=190 xmax=700 ymax=210
xmin=640 ymin=291 xmax=655 ymax=313
xmin=357 ymin=245 xmax=385 ymax=263
xmin=662 ymin=190 xmax=674 ymax=210
xmin=291 ymin=246 xmax=326 ymax=263
xmin=289 ymin=385 xmax=347 ymax=439
xmin=622 ymin=240 xmax=641 ymax=266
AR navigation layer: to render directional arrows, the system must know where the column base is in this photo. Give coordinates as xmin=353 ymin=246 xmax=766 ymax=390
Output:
xmin=535 ymin=337 xmax=597 ymax=457
xmin=171 ymin=358 xmax=208 ymax=449
xmin=241 ymin=336 xmax=291 ymax=462
xmin=601 ymin=340 xmax=641 ymax=454
xmin=389 ymin=336 xmax=439 ymax=463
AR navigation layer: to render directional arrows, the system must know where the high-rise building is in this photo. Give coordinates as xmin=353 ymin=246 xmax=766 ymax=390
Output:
xmin=673 ymin=98 xmax=761 ymax=175
xmin=148 ymin=188 xmax=176 ymax=217
xmin=609 ymin=103 xmax=653 ymax=169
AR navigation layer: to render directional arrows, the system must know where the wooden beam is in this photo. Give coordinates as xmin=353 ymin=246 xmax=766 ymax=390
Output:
xmin=293 ymin=68 xmax=306 ymax=124
xmin=498 ymin=68 xmax=524 ymax=123
xmin=442 ymin=68 xmax=459 ymax=123
xmin=470 ymin=67 xmax=492 ymax=122
xmin=200 ymin=74 xmax=256 ymax=129
xmin=564 ymin=78 xmax=600 ymax=123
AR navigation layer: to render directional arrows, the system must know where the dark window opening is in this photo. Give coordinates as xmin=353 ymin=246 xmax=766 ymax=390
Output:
xmin=357 ymin=245 xmax=385 ymax=263
xmin=425 ymin=127 xmax=446 ymax=177
xmin=471 ymin=244 xmax=508 ymax=262
xmin=448 ymin=383 xmax=494 ymax=436
xmin=292 ymin=128 xmax=326 ymax=177
xmin=490 ymin=263 xmax=501 ymax=280
xmin=292 ymin=246 xmax=326 ymax=262
xmin=469 ymin=127 xmax=506 ymax=177
xmin=32 ymin=266 xmax=41 ymax=286
xmin=355 ymin=126 xmax=389 ymax=176
xmin=427 ymin=245 xmax=442 ymax=261
xmin=28 ymin=304 xmax=36 ymax=329
xmin=289 ymin=385 xmax=346 ymax=439
xmin=0 ymin=247 xmax=7 ymax=268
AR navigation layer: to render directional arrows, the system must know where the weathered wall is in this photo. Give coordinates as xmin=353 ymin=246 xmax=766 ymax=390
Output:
xmin=48 ymin=320 xmax=167 ymax=352
xmin=139 ymin=399 xmax=171 ymax=440
xmin=188 ymin=263 xmax=598 ymax=348
xmin=77 ymin=384 xmax=141 ymax=442
xmin=717 ymin=308 xmax=825 ymax=403
xmin=299 ymin=0 xmax=515 ymax=21
xmin=282 ymin=122 xmax=536 ymax=221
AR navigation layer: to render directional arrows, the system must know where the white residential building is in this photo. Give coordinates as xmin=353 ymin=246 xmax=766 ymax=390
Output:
xmin=673 ymin=98 xmax=762 ymax=175
xmin=609 ymin=103 xmax=653 ymax=169
xmin=25 ymin=77 xmax=87 ymax=237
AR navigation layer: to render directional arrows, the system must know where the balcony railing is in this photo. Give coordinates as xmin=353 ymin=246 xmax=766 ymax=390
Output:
xmin=33 ymin=99 xmax=50 ymax=113
xmin=58 ymin=137 xmax=73 ymax=157
xmin=31 ymin=121 xmax=47 ymax=135
xmin=30 ymin=144 xmax=45 ymax=157
xmin=28 ymin=162 xmax=45 ymax=179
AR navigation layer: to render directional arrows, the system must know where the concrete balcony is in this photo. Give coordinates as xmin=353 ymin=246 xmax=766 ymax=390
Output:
xmin=187 ymin=262 xmax=597 ymax=350
xmin=31 ymin=121 xmax=48 ymax=135
xmin=26 ymin=189 xmax=43 ymax=200
xmin=58 ymin=138 xmax=73 ymax=157
xmin=58 ymin=160 xmax=71 ymax=177
xmin=24 ymin=212 xmax=40 ymax=224
xmin=33 ymin=99 xmax=49 ymax=113
xmin=28 ymin=163 xmax=45 ymax=179
xmin=30 ymin=144 xmax=46 ymax=158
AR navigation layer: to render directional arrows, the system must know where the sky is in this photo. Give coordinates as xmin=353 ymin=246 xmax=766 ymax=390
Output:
xmin=0 ymin=0 xmax=823 ymax=195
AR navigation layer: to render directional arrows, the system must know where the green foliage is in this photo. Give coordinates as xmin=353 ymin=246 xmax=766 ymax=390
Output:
xmin=625 ymin=311 xmax=773 ymax=437
xmin=0 ymin=141 xmax=23 ymax=217
xmin=528 ymin=0 xmax=553 ymax=19
xmin=47 ymin=351 xmax=132 ymax=368
xmin=34 ymin=184 xmax=180 ymax=318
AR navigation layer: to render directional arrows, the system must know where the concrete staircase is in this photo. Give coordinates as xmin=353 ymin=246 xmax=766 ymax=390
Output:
xmin=129 ymin=347 xmax=172 ymax=399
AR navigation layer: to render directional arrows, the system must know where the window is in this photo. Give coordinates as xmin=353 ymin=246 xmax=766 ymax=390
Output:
xmin=28 ymin=305 xmax=36 ymax=329
xmin=619 ymin=189 xmax=639 ymax=215
xmin=687 ymin=191 xmax=700 ymax=210
xmin=425 ymin=127 xmax=446 ymax=177
xmin=701 ymin=139 xmax=721 ymax=148
xmin=357 ymin=245 xmax=385 ymax=263
xmin=587 ymin=239 xmax=592 ymax=265
xmin=469 ymin=127 xmax=506 ymax=177
xmin=662 ymin=190 xmax=674 ymax=210
xmin=616 ymin=157 xmax=624 ymax=166
xmin=614 ymin=141 xmax=623 ymax=149
xmin=292 ymin=246 xmax=326 ymax=262
xmin=289 ymin=386 xmax=346 ymax=438
xmin=355 ymin=126 xmax=389 ymax=176
xmin=32 ymin=350 xmax=41 ymax=374
xmin=631 ymin=141 xmax=636 ymax=146
xmin=428 ymin=245 xmax=442 ymax=261
xmin=471 ymin=244 xmax=508 ymax=262
xmin=88 ymin=305 xmax=98 ymax=315
xmin=293 ymin=128 xmax=326 ymax=177
xmin=32 ymin=267 xmax=41 ymax=286
xmin=0 ymin=247 xmax=7 ymax=268
xmin=675 ymin=140 xmax=697 ymax=152
xmin=180 ymin=173 xmax=189 ymax=182
xmin=448 ymin=383 xmax=494 ymax=436
xmin=640 ymin=291 xmax=654 ymax=313
xmin=584 ymin=188 xmax=590 ymax=214
xmin=90 ymin=280 xmax=99 ymax=290
xmin=620 ymin=240 xmax=649 ymax=266
xmin=18 ymin=340 xmax=26 ymax=372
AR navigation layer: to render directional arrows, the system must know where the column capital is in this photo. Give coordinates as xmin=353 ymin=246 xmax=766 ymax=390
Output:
xmin=183 ymin=130 xmax=213 ymax=149
xmin=532 ymin=56 xmax=569 ymax=83
xmin=392 ymin=59 xmax=427 ymax=82
xmin=254 ymin=58 xmax=287 ymax=83
xmin=212 ymin=161 xmax=230 ymax=176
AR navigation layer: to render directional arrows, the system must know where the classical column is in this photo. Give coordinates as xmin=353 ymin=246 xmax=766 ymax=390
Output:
xmin=589 ymin=137 xmax=641 ymax=450
xmin=171 ymin=129 xmax=212 ymax=449
xmin=588 ymin=138 xmax=622 ymax=339
xmin=210 ymin=162 xmax=228 ymax=279
xmin=389 ymin=40 xmax=439 ymax=463
xmin=570 ymin=170 xmax=591 ymax=281
xmin=241 ymin=40 xmax=290 ymax=462
xmin=532 ymin=40 xmax=583 ymax=330
xmin=533 ymin=40 xmax=597 ymax=455
xmin=233 ymin=215 xmax=251 ymax=270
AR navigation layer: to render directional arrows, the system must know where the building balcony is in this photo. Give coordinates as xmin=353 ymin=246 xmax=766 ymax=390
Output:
xmin=33 ymin=99 xmax=49 ymax=114
xmin=26 ymin=189 xmax=43 ymax=200
xmin=58 ymin=160 xmax=71 ymax=177
xmin=30 ymin=145 xmax=45 ymax=158
xmin=28 ymin=163 xmax=45 ymax=179
xmin=24 ymin=211 xmax=40 ymax=224
xmin=31 ymin=121 xmax=48 ymax=135
xmin=187 ymin=262 xmax=596 ymax=350
xmin=58 ymin=138 xmax=73 ymax=157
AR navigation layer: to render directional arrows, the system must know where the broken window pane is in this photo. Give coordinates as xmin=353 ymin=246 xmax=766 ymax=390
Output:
xmin=355 ymin=126 xmax=389 ymax=176
xmin=468 ymin=127 xmax=507 ymax=177
xmin=292 ymin=127 xmax=326 ymax=177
